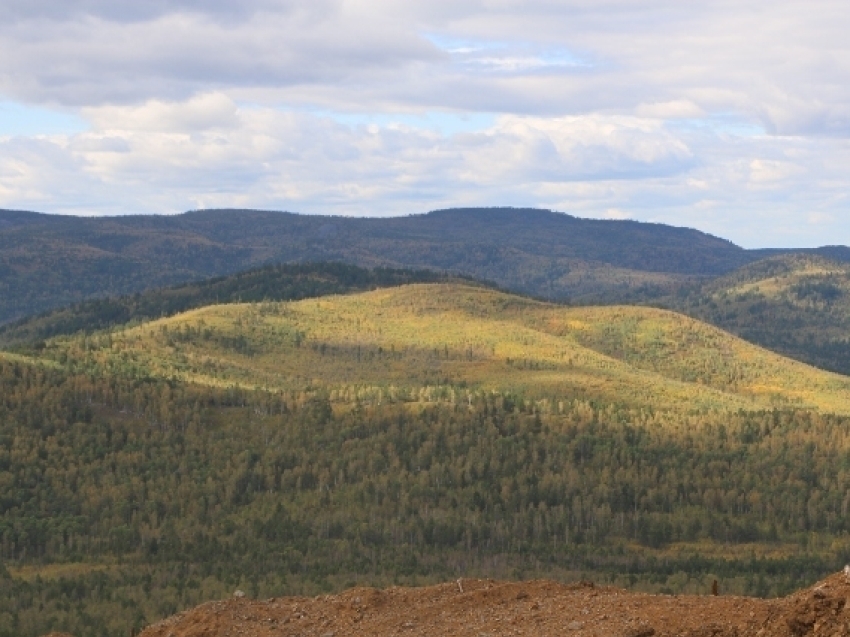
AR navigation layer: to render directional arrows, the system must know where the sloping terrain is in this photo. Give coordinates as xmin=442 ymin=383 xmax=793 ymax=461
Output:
xmin=41 ymin=283 xmax=850 ymax=414
xmin=669 ymin=254 xmax=850 ymax=375
xmin=7 ymin=283 xmax=850 ymax=635
xmin=0 ymin=207 xmax=756 ymax=322
xmin=0 ymin=262 xmax=471 ymax=348
xmin=137 ymin=571 xmax=850 ymax=637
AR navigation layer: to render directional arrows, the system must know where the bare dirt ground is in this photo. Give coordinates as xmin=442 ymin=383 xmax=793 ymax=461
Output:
xmin=125 ymin=571 xmax=850 ymax=637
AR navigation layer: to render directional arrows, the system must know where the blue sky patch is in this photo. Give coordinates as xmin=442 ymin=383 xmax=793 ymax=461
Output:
xmin=0 ymin=101 xmax=88 ymax=137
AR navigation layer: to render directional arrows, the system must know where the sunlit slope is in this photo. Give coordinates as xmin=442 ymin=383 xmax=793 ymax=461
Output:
xmin=49 ymin=283 xmax=850 ymax=413
xmin=706 ymin=253 xmax=850 ymax=299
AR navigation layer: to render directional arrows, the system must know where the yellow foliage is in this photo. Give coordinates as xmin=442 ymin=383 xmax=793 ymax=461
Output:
xmin=42 ymin=283 xmax=850 ymax=415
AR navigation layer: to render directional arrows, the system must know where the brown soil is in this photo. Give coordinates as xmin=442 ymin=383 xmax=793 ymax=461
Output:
xmin=130 ymin=572 xmax=850 ymax=637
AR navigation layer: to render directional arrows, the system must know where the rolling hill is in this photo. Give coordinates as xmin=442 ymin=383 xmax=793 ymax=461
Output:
xmin=667 ymin=254 xmax=850 ymax=375
xmin=0 ymin=262 xmax=477 ymax=349
xmin=36 ymin=282 xmax=850 ymax=415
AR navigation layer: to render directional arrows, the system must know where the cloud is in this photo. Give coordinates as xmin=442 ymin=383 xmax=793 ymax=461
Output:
xmin=84 ymin=93 xmax=240 ymax=132
xmin=464 ymin=114 xmax=693 ymax=182
xmin=748 ymin=159 xmax=802 ymax=187
xmin=0 ymin=0 xmax=846 ymax=133
xmin=3 ymin=94 xmax=848 ymax=248
xmin=808 ymin=212 xmax=835 ymax=225
xmin=0 ymin=4 xmax=440 ymax=105
xmin=636 ymin=101 xmax=704 ymax=120
xmin=0 ymin=0 xmax=317 ymax=25
xmin=0 ymin=101 xmax=695 ymax=213
xmin=0 ymin=1 xmax=849 ymax=248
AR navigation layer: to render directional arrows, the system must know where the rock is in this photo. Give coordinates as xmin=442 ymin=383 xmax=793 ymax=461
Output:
xmin=233 ymin=590 xmax=246 ymax=598
xmin=567 ymin=620 xmax=584 ymax=630
xmin=623 ymin=627 xmax=655 ymax=637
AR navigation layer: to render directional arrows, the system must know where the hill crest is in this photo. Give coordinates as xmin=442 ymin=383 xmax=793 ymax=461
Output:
xmin=32 ymin=281 xmax=850 ymax=415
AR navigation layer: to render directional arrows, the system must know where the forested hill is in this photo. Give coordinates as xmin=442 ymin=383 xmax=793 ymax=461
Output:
xmin=0 ymin=262 xmax=480 ymax=348
xmin=0 ymin=206 xmax=767 ymax=323
xmin=666 ymin=253 xmax=850 ymax=375
xmin=5 ymin=282 xmax=850 ymax=634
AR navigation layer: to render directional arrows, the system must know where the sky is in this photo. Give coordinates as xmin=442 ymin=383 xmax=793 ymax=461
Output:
xmin=0 ymin=1 xmax=848 ymax=248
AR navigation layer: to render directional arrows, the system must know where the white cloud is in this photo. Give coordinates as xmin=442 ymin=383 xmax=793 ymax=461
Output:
xmin=2 ymin=0 xmax=848 ymax=131
xmin=636 ymin=101 xmax=704 ymax=120
xmin=808 ymin=212 xmax=835 ymax=225
xmin=748 ymin=159 xmax=802 ymax=186
xmin=84 ymin=93 xmax=240 ymax=133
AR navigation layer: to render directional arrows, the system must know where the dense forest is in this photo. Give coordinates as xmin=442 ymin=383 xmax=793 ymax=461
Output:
xmin=3 ymin=205 xmax=835 ymax=323
xmin=1 ymin=358 xmax=850 ymax=636
xmin=4 ymin=279 xmax=850 ymax=635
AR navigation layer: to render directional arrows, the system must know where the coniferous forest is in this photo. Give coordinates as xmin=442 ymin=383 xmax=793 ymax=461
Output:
xmin=3 ymin=264 xmax=850 ymax=636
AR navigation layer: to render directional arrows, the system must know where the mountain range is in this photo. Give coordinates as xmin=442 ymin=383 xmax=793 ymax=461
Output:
xmin=3 ymin=206 xmax=849 ymax=324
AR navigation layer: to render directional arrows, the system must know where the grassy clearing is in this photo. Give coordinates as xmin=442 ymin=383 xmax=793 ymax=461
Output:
xmin=8 ymin=562 xmax=115 ymax=582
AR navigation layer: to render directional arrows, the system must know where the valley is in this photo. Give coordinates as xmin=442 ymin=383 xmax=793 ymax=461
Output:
xmin=4 ymin=1 xmax=847 ymax=633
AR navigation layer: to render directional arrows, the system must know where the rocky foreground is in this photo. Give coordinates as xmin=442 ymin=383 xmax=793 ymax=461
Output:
xmin=52 ymin=571 xmax=850 ymax=637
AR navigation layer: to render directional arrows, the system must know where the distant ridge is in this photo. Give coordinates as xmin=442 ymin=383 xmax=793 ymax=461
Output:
xmin=667 ymin=252 xmax=850 ymax=375
xmin=0 ymin=206 xmax=844 ymax=324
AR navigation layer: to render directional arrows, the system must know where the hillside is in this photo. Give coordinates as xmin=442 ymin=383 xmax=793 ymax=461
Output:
xmin=41 ymin=283 xmax=850 ymax=415
xmin=0 ymin=207 xmax=756 ymax=323
xmin=6 ymin=284 xmax=850 ymax=634
xmin=668 ymin=254 xmax=850 ymax=375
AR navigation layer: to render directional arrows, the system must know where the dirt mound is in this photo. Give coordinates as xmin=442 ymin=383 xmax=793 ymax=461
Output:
xmin=759 ymin=572 xmax=850 ymax=637
xmin=134 ymin=572 xmax=850 ymax=637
